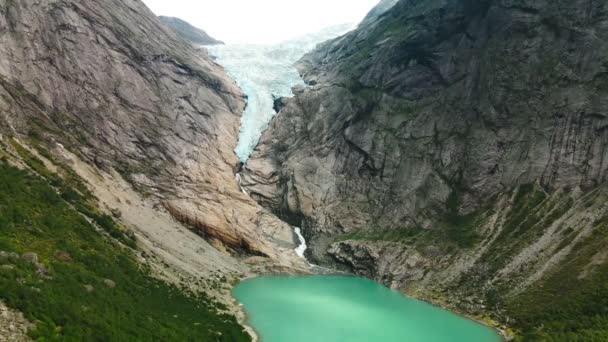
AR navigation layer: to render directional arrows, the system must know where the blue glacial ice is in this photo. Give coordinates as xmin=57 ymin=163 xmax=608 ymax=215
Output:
xmin=207 ymin=24 xmax=354 ymax=162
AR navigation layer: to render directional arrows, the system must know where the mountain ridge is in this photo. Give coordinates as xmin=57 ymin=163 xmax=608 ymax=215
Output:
xmin=159 ymin=15 xmax=224 ymax=46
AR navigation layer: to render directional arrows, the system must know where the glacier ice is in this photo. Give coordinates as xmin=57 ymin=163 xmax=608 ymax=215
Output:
xmin=207 ymin=23 xmax=355 ymax=162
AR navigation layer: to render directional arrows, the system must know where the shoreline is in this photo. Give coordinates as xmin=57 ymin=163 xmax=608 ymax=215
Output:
xmin=230 ymin=294 xmax=260 ymax=342
xmin=230 ymin=271 xmax=512 ymax=342
xmin=405 ymin=290 xmax=513 ymax=341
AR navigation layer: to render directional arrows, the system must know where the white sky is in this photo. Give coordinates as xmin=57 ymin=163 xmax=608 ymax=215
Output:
xmin=142 ymin=0 xmax=380 ymax=44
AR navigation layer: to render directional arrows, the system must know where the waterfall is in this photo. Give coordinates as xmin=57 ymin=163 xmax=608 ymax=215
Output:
xmin=294 ymin=227 xmax=307 ymax=258
xmin=211 ymin=25 xmax=355 ymax=262
xmin=235 ymin=173 xmax=248 ymax=194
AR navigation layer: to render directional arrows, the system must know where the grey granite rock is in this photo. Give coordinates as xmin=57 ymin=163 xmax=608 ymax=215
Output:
xmin=0 ymin=0 xmax=298 ymax=260
xmin=0 ymin=301 xmax=32 ymax=342
xmin=244 ymin=0 xmax=608 ymax=326
xmin=246 ymin=0 xmax=608 ymax=258
xmin=103 ymin=279 xmax=116 ymax=288
xmin=21 ymin=253 xmax=38 ymax=264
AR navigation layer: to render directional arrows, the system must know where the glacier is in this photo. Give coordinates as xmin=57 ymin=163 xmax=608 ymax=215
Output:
xmin=207 ymin=23 xmax=355 ymax=162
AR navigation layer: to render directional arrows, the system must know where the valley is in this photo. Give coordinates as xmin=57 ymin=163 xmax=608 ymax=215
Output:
xmin=0 ymin=0 xmax=607 ymax=341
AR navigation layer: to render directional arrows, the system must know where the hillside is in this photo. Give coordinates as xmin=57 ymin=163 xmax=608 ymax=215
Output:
xmin=243 ymin=0 xmax=608 ymax=339
xmin=0 ymin=0 xmax=305 ymax=339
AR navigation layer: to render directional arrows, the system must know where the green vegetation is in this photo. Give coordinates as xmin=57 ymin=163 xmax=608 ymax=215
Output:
xmin=451 ymin=184 xmax=608 ymax=341
xmin=500 ymin=184 xmax=548 ymax=239
xmin=0 ymin=161 xmax=249 ymax=341
xmin=333 ymin=182 xmax=608 ymax=341
xmin=337 ymin=226 xmax=424 ymax=243
xmin=8 ymin=138 xmax=135 ymax=248
xmin=441 ymin=211 xmax=482 ymax=249
xmin=474 ymin=184 xmax=553 ymax=276
xmin=335 ymin=184 xmax=484 ymax=250
xmin=440 ymin=185 xmax=483 ymax=249
xmin=509 ymin=220 xmax=608 ymax=341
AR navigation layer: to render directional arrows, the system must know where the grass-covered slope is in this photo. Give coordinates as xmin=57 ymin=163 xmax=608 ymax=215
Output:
xmin=0 ymin=147 xmax=249 ymax=341
xmin=508 ymin=217 xmax=608 ymax=341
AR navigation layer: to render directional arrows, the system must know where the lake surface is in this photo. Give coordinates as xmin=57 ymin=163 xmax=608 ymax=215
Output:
xmin=233 ymin=275 xmax=500 ymax=342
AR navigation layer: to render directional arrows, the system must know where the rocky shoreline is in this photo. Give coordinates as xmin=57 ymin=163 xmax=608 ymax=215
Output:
xmin=405 ymin=290 xmax=514 ymax=341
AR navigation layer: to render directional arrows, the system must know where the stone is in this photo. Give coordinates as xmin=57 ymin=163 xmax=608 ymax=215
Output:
xmin=21 ymin=253 xmax=38 ymax=264
xmin=0 ymin=0 xmax=304 ymax=266
xmin=0 ymin=252 xmax=18 ymax=263
xmin=35 ymin=264 xmax=49 ymax=277
xmin=54 ymin=251 xmax=73 ymax=263
xmin=103 ymin=279 xmax=116 ymax=289
xmin=83 ymin=285 xmax=95 ymax=293
xmin=0 ymin=301 xmax=33 ymax=341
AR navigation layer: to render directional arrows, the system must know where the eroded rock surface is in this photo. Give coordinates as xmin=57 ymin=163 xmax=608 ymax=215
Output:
xmin=0 ymin=0 xmax=300 ymax=262
xmin=244 ymin=0 xmax=608 ymax=330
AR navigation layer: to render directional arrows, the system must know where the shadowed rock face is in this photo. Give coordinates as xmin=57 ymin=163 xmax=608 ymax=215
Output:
xmin=159 ymin=16 xmax=224 ymax=46
xmin=244 ymin=0 xmax=608 ymax=329
xmin=359 ymin=0 xmax=399 ymax=26
xmin=246 ymin=0 xmax=608 ymax=250
xmin=0 ymin=0 xmax=298 ymax=259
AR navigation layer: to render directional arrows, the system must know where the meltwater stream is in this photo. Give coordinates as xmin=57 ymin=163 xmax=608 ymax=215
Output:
xmin=293 ymin=227 xmax=307 ymax=258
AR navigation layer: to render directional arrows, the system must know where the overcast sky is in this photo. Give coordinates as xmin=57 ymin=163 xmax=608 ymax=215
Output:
xmin=142 ymin=0 xmax=379 ymax=44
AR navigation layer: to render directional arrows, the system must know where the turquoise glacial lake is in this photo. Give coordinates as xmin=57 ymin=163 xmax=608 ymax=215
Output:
xmin=233 ymin=275 xmax=501 ymax=342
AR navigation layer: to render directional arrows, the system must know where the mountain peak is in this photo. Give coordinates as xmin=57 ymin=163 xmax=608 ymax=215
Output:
xmin=159 ymin=16 xmax=223 ymax=46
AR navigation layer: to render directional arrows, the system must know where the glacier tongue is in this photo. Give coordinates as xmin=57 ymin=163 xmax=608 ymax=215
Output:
xmin=207 ymin=23 xmax=355 ymax=162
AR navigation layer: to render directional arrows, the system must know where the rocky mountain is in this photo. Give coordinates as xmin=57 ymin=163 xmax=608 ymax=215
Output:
xmin=159 ymin=16 xmax=224 ymax=46
xmin=0 ymin=0 xmax=302 ymax=260
xmin=0 ymin=0 xmax=305 ymax=339
xmin=244 ymin=0 xmax=608 ymax=339
xmin=359 ymin=0 xmax=399 ymax=25
xmin=3 ymin=0 xmax=608 ymax=339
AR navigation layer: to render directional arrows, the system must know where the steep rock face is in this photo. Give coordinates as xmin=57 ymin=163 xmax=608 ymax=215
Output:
xmin=246 ymin=0 xmax=608 ymax=257
xmin=244 ymin=0 xmax=608 ymax=334
xmin=0 ymin=0 xmax=298 ymax=260
xmin=159 ymin=16 xmax=224 ymax=46
xmin=360 ymin=0 xmax=399 ymax=26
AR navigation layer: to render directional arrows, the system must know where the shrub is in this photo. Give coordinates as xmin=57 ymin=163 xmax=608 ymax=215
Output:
xmin=0 ymin=163 xmax=249 ymax=341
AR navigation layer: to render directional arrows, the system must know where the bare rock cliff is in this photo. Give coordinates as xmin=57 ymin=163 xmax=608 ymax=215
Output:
xmin=244 ymin=0 xmax=608 ymax=335
xmin=0 ymin=0 xmax=298 ymax=261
